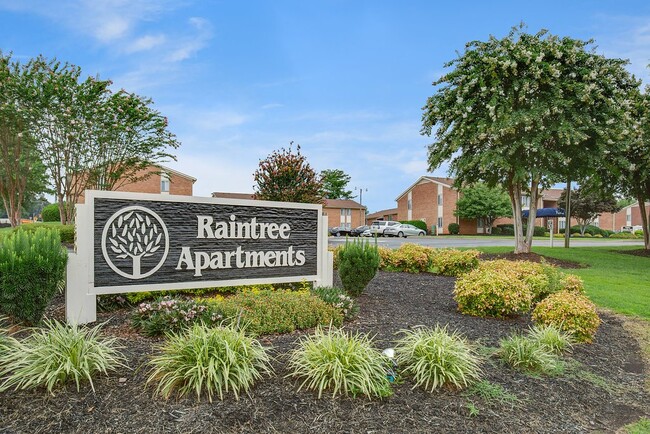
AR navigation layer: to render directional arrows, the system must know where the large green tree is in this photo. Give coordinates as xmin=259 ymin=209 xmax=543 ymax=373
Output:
xmin=454 ymin=184 xmax=512 ymax=232
xmin=422 ymin=26 xmax=636 ymax=253
xmin=320 ymin=169 xmax=353 ymax=200
xmin=253 ymin=143 xmax=324 ymax=204
xmin=0 ymin=53 xmax=48 ymax=227
xmin=558 ymin=187 xmax=620 ymax=236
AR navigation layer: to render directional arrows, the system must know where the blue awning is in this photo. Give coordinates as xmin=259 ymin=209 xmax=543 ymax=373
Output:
xmin=522 ymin=208 xmax=565 ymax=218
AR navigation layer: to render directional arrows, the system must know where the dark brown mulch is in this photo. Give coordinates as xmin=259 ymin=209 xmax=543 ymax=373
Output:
xmin=618 ymin=249 xmax=650 ymax=258
xmin=479 ymin=252 xmax=586 ymax=269
xmin=1 ymin=271 xmax=648 ymax=434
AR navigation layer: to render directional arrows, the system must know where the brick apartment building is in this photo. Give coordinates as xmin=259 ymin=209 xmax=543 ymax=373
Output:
xmin=78 ymin=165 xmax=196 ymax=203
xmin=365 ymin=208 xmax=398 ymax=224
xmin=210 ymin=192 xmax=366 ymax=230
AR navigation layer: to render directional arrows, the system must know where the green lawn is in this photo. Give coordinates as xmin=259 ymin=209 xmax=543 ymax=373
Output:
xmin=477 ymin=246 xmax=650 ymax=320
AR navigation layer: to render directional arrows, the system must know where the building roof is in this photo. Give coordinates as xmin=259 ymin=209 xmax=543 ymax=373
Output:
xmin=541 ymin=188 xmax=563 ymax=202
xmin=366 ymin=208 xmax=398 ymax=220
xmin=395 ymin=176 xmax=456 ymax=201
xmin=324 ymin=198 xmax=365 ymax=210
xmin=159 ymin=165 xmax=197 ymax=183
xmin=210 ymin=192 xmax=365 ymax=209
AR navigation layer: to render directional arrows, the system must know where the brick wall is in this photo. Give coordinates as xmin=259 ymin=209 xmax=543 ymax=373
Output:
xmin=324 ymin=207 xmax=365 ymax=229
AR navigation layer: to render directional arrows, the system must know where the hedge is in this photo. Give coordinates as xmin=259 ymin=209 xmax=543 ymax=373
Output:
xmin=399 ymin=220 xmax=428 ymax=233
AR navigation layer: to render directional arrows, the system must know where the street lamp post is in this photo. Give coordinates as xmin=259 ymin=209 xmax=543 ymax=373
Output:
xmin=355 ymin=186 xmax=368 ymax=226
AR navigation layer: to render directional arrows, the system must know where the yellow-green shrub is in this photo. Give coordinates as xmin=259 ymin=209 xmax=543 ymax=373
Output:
xmin=382 ymin=243 xmax=434 ymax=273
xmin=532 ymin=291 xmax=600 ymax=343
xmin=377 ymin=247 xmax=393 ymax=270
xmin=560 ymin=274 xmax=585 ymax=294
xmin=329 ymin=245 xmax=344 ymax=270
xmin=429 ymin=249 xmax=480 ymax=276
xmin=454 ymin=263 xmax=533 ymax=318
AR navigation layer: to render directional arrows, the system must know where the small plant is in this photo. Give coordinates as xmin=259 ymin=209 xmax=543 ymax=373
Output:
xmin=310 ymin=286 xmax=359 ymax=320
xmin=383 ymin=243 xmax=434 ymax=273
xmin=287 ymin=326 xmax=392 ymax=399
xmin=454 ymin=261 xmax=533 ymax=318
xmin=337 ymin=239 xmax=380 ymax=296
xmin=497 ymin=334 xmax=559 ymax=374
xmin=0 ymin=228 xmax=68 ymax=324
xmin=147 ymin=323 xmax=272 ymax=401
xmin=394 ymin=325 xmax=481 ymax=391
xmin=132 ymin=296 xmax=226 ymax=336
xmin=527 ymin=324 xmax=573 ymax=355
xmin=464 ymin=380 xmax=518 ymax=405
xmin=429 ymin=249 xmax=480 ymax=276
xmin=0 ymin=320 xmax=125 ymax=393
xmin=448 ymin=222 xmax=460 ymax=235
xmin=532 ymin=290 xmax=601 ymax=343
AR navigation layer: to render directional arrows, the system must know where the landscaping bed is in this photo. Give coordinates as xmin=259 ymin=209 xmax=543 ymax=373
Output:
xmin=479 ymin=251 xmax=586 ymax=269
xmin=1 ymin=271 xmax=648 ymax=433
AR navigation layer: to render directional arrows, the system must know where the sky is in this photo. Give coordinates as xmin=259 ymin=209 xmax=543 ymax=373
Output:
xmin=1 ymin=1 xmax=650 ymax=213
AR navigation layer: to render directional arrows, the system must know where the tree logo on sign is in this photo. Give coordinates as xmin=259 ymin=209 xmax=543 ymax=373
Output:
xmin=101 ymin=206 xmax=169 ymax=279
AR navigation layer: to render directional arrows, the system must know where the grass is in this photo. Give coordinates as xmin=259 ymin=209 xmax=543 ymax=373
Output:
xmin=622 ymin=417 xmax=650 ymax=434
xmin=476 ymin=246 xmax=650 ymax=320
xmin=463 ymin=379 xmax=519 ymax=405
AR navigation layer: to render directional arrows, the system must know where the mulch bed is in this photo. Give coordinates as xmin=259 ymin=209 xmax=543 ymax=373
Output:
xmin=618 ymin=249 xmax=650 ymax=258
xmin=1 ymin=271 xmax=648 ymax=434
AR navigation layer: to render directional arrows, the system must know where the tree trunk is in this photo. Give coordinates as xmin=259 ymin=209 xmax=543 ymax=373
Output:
xmin=507 ymin=181 xmax=527 ymax=253
xmin=637 ymin=195 xmax=649 ymax=250
xmin=564 ymin=177 xmax=571 ymax=248
xmin=524 ymin=178 xmax=541 ymax=253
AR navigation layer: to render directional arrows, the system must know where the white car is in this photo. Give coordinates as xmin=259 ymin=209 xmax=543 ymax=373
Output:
xmin=383 ymin=223 xmax=426 ymax=238
xmin=369 ymin=220 xmax=400 ymax=237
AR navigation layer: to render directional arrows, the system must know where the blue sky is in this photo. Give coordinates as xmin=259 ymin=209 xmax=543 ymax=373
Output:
xmin=1 ymin=1 xmax=650 ymax=213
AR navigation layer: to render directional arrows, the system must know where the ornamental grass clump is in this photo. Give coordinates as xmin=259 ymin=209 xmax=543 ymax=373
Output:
xmin=498 ymin=334 xmax=559 ymax=374
xmin=527 ymin=324 xmax=573 ymax=355
xmin=532 ymin=290 xmax=600 ymax=343
xmin=310 ymin=286 xmax=359 ymax=320
xmin=394 ymin=325 xmax=481 ymax=391
xmin=337 ymin=239 xmax=380 ymax=296
xmin=287 ymin=326 xmax=392 ymax=399
xmin=0 ymin=320 xmax=126 ymax=393
xmin=0 ymin=228 xmax=68 ymax=324
xmin=147 ymin=323 xmax=272 ymax=402
xmin=454 ymin=261 xmax=533 ymax=318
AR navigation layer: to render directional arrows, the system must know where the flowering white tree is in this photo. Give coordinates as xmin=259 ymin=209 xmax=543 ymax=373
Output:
xmin=422 ymin=25 xmax=636 ymax=253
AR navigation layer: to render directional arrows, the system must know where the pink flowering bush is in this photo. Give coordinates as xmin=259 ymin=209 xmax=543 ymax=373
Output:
xmin=132 ymin=296 xmax=225 ymax=336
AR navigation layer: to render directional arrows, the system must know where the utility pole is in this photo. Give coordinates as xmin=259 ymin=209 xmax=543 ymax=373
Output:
xmin=355 ymin=186 xmax=368 ymax=226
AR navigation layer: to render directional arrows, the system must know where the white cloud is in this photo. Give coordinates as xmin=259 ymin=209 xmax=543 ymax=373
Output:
xmin=125 ymin=34 xmax=167 ymax=53
xmin=166 ymin=17 xmax=213 ymax=62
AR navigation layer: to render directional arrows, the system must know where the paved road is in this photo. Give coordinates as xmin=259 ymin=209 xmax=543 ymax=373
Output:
xmin=328 ymin=235 xmax=644 ymax=249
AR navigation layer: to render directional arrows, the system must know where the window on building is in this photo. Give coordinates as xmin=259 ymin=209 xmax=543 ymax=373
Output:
xmin=437 ymin=194 xmax=442 ymax=205
xmin=477 ymin=218 xmax=484 ymax=229
xmin=160 ymin=173 xmax=170 ymax=193
xmin=559 ymin=218 xmax=566 ymax=230
xmin=437 ymin=217 xmax=443 ymax=228
xmin=593 ymin=217 xmax=600 ymax=228
xmin=407 ymin=199 xmax=412 ymax=210
xmin=521 ymin=195 xmax=530 ymax=208
xmin=626 ymin=209 xmax=632 ymax=224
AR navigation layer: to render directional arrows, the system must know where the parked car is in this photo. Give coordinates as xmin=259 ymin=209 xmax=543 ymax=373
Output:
xmin=620 ymin=225 xmax=643 ymax=233
xmin=361 ymin=229 xmax=373 ymax=237
xmin=329 ymin=226 xmax=352 ymax=237
xmin=384 ymin=223 xmax=426 ymax=238
xmin=369 ymin=220 xmax=400 ymax=236
xmin=349 ymin=225 xmax=370 ymax=237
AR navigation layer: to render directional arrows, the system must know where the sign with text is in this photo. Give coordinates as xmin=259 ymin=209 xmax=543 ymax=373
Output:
xmin=66 ymin=191 xmax=331 ymax=324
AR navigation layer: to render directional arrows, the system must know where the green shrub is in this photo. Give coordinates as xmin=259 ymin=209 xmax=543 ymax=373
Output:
xmin=634 ymin=230 xmax=644 ymax=237
xmin=532 ymin=291 xmax=601 ymax=343
xmin=329 ymin=245 xmax=344 ymax=270
xmin=338 ymin=239 xmax=380 ymax=296
xmin=0 ymin=320 xmax=125 ymax=393
xmin=377 ymin=246 xmax=394 ymax=270
xmin=399 ymin=220 xmax=428 ymax=233
xmin=310 ymin=286 xmax=358 ymax=320
xmin=610 ymin=232 xmax=638 ymax=239
xmin=147 ymin=323 xmax=271 ymax=402
xmin=429 ymin=249 xmax=480 ymax=276
xmin=0 ymin=229 xmax=68 ymax=324
xmin=498 ymin=334 xmax=559 ymax=373
xmin=454 ymin=261 xmax=533 ymax=318
xmin=13 ymin=223 xmax=75 ymax=245
xmin=41 ymin=204 xmax=60 ymax=222
xmin=560 ymin=225 xmax=608 ymax=237
xmin=395 ymin=325 xmax=481 ymax=391
xmin=384 ymin=243 xmax=434 ymax=273
xmin=495 ymin=224 xmax=546 ymax=236
xmin=287 ymin=326 xmax=392 ymax=399
xmin=132 ymin=297 xmax=225 ymax=336
xmin=215 ymin=289 xmax=342 ymax=335
xmin=527 ymin=324 xmax=573 ymax=355
xmin=448 ymin=222 xmax=460 ymax=235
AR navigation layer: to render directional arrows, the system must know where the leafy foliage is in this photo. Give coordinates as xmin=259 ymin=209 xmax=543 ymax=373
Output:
xmin=527 ymin=324 xmax=573 ymax=355
xmin=454 ymin=184 xmax=512 ymax=230
xmin=399 ymin=220 xmax=428 ymax=232
xmin=0 ymin=228 xmax=67 ymax=324
xmin=253 ymin=142 xmax=324 ymax=204
xmin=310 ymin=286 xmax=359 ymax=320
xmin=558 ymin=187 xmax=620 ymax=236
xmin=132 ymin=297 xmax=225 ymax=337
xmin=337 ymin=239 xmax=380 ymax=296
xmin=498 ymin=334 xmax=560 ymax=373
xmin=448 ymin=222 xmax=460 ymax=234
xmin=532 ymin=290 xmax=601 ymax=343
xmin=287 ymin=326 xmax=392 ymax=399
xmin=394 ymin=325 xmax=481 ymax=391
xmin=429 ymin=249 xmax=481 ymax=276
xmin=422 ymin=25 xmax=636 ymax=253
xmin=320 ymin=169 xmax=353 ymax=199
xmin=147 ymin=323 xmax=271 ymax=402
xmin=0 ymin=320 xmax=125 ymax=393
xmin=40 ymin=204 xmax=60 ymax=222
